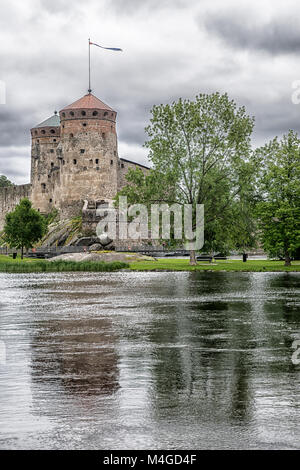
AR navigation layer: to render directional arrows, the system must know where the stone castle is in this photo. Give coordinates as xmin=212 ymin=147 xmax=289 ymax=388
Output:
xmin=0 ymin=92 xmax=149 ymax=231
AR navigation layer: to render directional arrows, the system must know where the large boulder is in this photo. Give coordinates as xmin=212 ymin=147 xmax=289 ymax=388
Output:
xmin=88 ymin=243 xmax=102 ymax=252
xmin=98 ymin=233 xmax=113 ymax=247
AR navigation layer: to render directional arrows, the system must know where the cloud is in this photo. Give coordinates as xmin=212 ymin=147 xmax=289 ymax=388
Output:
xmin=1 ymin=0 xmax=300 ymax=184
xmin=202 ymin=7 xmax=300 ymax=55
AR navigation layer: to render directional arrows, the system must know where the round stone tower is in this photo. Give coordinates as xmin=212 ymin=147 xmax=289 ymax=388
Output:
xmin=56 ymin=93 xmax=119 ymax=217
xmin=30 ymin=113 xmax=60 ymax=213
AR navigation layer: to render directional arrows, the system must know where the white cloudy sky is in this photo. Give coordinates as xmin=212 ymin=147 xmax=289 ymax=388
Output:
xmin=1 ymin=0 xmax=300 ymax=183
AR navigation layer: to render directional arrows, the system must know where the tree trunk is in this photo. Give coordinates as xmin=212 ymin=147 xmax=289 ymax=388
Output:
xmin=21 ymin=246 xmax=24 ymax=260
xmin=284 ymin=251 xmax=291 ymax=266
xmin=190 ymin=250 xmax=197 ymax=265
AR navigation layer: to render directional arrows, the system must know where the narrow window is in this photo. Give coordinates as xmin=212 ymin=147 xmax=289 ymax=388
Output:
xmin=50 ymin=129 xmax=55 ymax=134
xmin=41 ymin=130 xmax=45 ymax=134
xmin=49 ymin=198 xmax=52 ymax=203
xmin=104 ymin=111 xmax=108 ymax=117
xmin=92 ymin=111 xmax=98 ymax=116
xmin=70 ymin=133 xmax=73 ymax=138
xmin=81 ymin=110 xmax=86 ymax=116
xmin=121 ymin=163 xmax=124 ymax=168
xmin=95 ymin=158 xmax=99 ymax=164
xmin=70 ymin=111 xmax=74 ymax=116
xmin=62 ymin=112 xmax=66 ymax=118
xmin=73 ymin=159 xmax=77 ymax=165
xmin=82 ymin=123 xmax=87 ymax=127
xmin=110 ymin=160 xmax=113 ymax=165
xmin=51 ymin=162 xmax=54 ymax=167
xmin=114 ymin=151 xmax=116 ymax=156
xmin=50 ymin=149 xmax=54 ymax=153
xmin=80 ymin=149 xmax=85 ymax=154
xmin=102 ymin=132 xmax=105 ymax=139
xmin=41 ymin=183 xmax=46 ymax=192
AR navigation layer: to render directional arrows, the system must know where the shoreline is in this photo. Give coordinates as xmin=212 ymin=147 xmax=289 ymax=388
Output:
xmin=0 ymin=254 xmax=299 ymax=273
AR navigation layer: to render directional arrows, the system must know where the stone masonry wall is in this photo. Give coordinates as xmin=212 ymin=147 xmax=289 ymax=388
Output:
xmin=119 ymin=158 xmax=149 ymax=190
xmin=0 ymin=184 xmax=32 ymax=230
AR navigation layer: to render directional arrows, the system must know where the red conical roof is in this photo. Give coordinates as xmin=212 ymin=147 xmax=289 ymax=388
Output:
xmin=61 ymin=93 xmax=114 ymax=112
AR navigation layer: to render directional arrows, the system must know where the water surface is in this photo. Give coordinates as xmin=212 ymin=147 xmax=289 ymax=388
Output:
xmin=0 ymin=271 xmax=299 ymax=449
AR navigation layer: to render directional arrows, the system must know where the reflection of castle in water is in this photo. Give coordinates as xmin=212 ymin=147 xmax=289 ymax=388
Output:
xmin=30 ymin=316 xmax=119 ymax=402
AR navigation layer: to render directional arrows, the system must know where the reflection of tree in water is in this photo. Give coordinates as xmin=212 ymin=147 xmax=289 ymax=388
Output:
xmin=30 ymin=317 xmax=119 ymax=399
xmin=145 ymin=272 xmax=255 ymax=424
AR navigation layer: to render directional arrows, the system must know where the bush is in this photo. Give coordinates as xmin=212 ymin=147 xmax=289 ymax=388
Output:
xmin=0 ymin=259 xmax=128 ymax=273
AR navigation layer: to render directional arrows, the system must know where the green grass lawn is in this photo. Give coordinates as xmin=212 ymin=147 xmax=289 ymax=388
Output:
xmin=0 ymin=255 xmax=128 ymax=273
xmin=129 ymin=258 xmax=300 ymax=272
xmin=0 ymin=254 xmax=299 ymax=273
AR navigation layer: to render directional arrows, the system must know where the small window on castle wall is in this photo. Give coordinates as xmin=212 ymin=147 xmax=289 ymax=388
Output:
xmin=62 ymin=112 xmax=65 ymax=118
xmin=70 ymin=133 xmax=73 ymax=138
xmin=80 ymin=149 xmax=85 ymax=154
xmin=53 ymin=139 xmax=56 ymax=142
xmin=111 ymin=160 xmax=113 ymax=165
xmin=70 ymin=111 xmax=74 ymax=116
xmin=82 ymin=123 xmax=87 ymax=127
xmin=102 ymin=132 xmax=105 ymax=139
xmin=41 ymin=130 xmax=45 ymax=134
xmin=63 ymin=160 xmax=65 ymax=165
xmin=81 ymin=111 xmax=86 ymax=116
xmin=104 ymin=112 xmax=108 ymax=117
xmin=50 ymin=149 xmax=54 ymax=153
xmin=114 ymin=151 xmax=116 ymax=156
xmin=93 ymin=111 xmax=98 ymax=116
xmin=50 ymin=129 xmax=55 ymax=134
xmin=49 ymin=199 xmax=52 ymax=203
xmin=121 ymin=163 xmax=124 ymax=168
xmin=34 ymin=130 xmax=38 ymax=135
xmin=95 ymin=158 xmax=99 ymax=164
xmin=51 ymin=162 xmax=54 ymax=167
xmin=73 ymin=159 xmax=77 ymax=165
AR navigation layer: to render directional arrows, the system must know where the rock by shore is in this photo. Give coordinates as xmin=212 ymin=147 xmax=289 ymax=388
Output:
xmin=49 ymin=251 xmax=156 ymax=263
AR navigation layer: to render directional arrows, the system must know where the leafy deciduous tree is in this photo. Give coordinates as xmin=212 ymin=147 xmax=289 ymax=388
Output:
xmin=255 ymin=130 xmax=300 ymax=266
xmin=4 ymin=198 xmax=47 ymax=259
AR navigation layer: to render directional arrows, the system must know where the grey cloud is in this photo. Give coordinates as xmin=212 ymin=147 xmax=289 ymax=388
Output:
xmin=105 ymin=0 xmax=187 ymax=15
xmin=202 ymin=10 xmax=300 ymax=55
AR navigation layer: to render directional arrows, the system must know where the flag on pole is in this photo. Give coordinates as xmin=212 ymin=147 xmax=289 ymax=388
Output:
xmin=89 ymin=41 xmax=122 ymax=52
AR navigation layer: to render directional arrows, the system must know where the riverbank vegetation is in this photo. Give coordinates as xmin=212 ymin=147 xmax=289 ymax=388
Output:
xmin=0 ymin=255 xmax=128 ymax=273
xmin=0 ymin=254 xmax=299 ymax=273
xmin=129 ymin=258 xmax=300 ymax=272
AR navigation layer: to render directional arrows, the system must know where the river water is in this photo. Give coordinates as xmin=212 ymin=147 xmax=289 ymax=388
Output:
xmin=0 ymin=271 xmax=299 ymax=449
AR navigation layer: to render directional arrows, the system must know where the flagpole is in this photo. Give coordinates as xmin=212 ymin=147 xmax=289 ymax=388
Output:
xmin=88 ymin=38 xmax=92 ymax=93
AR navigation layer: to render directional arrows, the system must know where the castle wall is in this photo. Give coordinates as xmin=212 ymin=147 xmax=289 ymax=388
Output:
xmin=30 ymin=128 xmax=60 ymax=214
xmin=0 ymin=184 xmax=32 ymax=230
xmin=119 ymin=159 xmax=150 ymax=189
xmin=53 ymin=109 xmax=119 ymax=218
xmin=0 ymin=94 xmax=150 ymax=236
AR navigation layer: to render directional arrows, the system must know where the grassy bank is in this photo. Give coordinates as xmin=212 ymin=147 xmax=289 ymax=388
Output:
xmin=1 ymin=254 xmax=299 ymax=273
xmin=0 ymin=255 xmax=128 ymax=273
xmin=129 ymin=258 xmax=300 ymax=272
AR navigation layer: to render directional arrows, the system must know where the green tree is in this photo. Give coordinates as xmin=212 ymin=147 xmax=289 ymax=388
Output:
xmin=116 ymin=93 xmax=257 ymax=264
xmin=0 ymin=175 xmax=13 ymax=188
xmin=4 ymin=198 xmax=47 ymax=258
xmin=255 ymin=130 xmax=300 ymax=266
